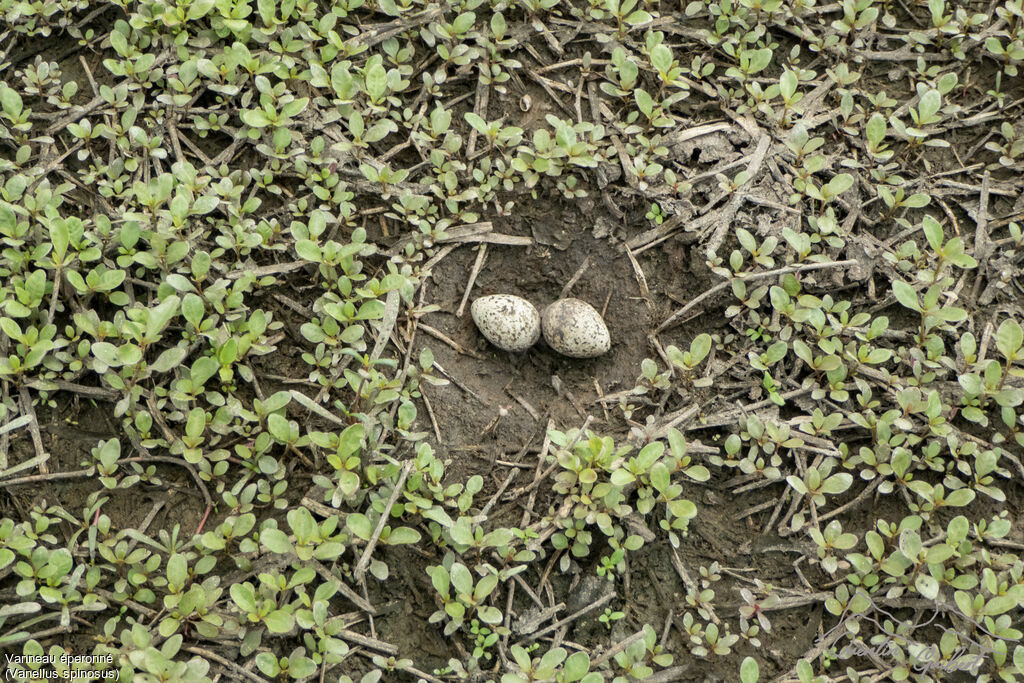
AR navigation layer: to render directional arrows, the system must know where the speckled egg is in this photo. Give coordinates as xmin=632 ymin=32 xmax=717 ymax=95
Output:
xmin=541 ymin=298 xmax=611 ymax=358
xmin=471 ymin=295 xmax=541 ymax=352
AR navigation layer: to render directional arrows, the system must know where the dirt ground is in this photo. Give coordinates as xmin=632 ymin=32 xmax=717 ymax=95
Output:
xmin=3 ymin=0 xmax=1024 ymax=681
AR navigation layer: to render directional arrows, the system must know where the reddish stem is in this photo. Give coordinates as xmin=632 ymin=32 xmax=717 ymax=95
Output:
xmin=195 ymin=505 xmax=212 ymax=536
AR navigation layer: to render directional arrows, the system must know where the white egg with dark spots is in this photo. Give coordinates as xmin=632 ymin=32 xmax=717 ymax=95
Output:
xmin=541 ymin=298 xmax=611 ymax=358
xmin=471 ymin=295 xmax=541 ymax=352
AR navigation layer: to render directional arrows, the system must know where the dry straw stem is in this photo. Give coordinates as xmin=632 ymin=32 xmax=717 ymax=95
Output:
xmin=513 ymin=415 xmax=593 ymax=501
xmin=311 ymin=560 xmax=377 ymax=614
xmin=370 ymin=289 xmax=401 ymax=362
xmin=352 ymin=459 xmax=414 ymax=583
xmin=18 ymin=386 xmax=48 ymax=475
xmin=480 ymin=416 xmax=548 ymax=517
xmin=559 ymin=254 xmax=592 ymax=299
xmin=418 ymin=323 xmax=485 ymax=359
xmin=589 ymin=628 xmax=647 ymax=668
xmin=704 ymin=133 xmax=773 ymax=258
xmin=517 ymin=591 xmax=615 ymax=644
xmin=456 ymin=243 xmax=488 ymax=317
xmin=657 ymin=259 xmax=859 ymax=333
xmin=184 ymin=646 xmax=269 ymax=683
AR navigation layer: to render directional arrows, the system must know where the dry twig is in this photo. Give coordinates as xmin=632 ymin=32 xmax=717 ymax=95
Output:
xmin=456 ymin=244 xmax=488 ymax=317
xmin=353 ymin=460 xmax=414 ymax=583
xmin=657 ymin=259 xmax=858 ymax=333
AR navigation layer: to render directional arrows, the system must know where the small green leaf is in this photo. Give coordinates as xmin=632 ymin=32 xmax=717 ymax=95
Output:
xmin=240 ymin=109 xmax=271 ymax=128
xmin=892 ymin=280 xmax=920 ymax=311
xmin=917 ymin=89 xmax=941 ymax=124
xmin=740 ymin=656 xmax=760 ymax=683
xmin=996 ymin=319 xmax=1023 ymax=361
xmin=477 ymin=605 xmax=502 ymax=625
xmin=821 ymin=473 xmax=852 ymax=495
xmin=280 ymin=98 xmax=308 ymax=118
xmin=260 ymin=528 xmax=293 ymax=554
xmin=450 ymin=562 xmax=473 ymax=596
xmin=263 ymin=609 xmax=294 ymax=633
xmin=563 ymin=651 xmax=591 ymax=682
xmin=787 ymin=476 xmax=808 ymax=495
xmin=689 ymin=333 xmax=712 ymax=364
xmin=915 ymin=574 xmax=939 ymax=600
xmin=346 ymin=513 xmax=373 ymax=541
xmin=944 ymin=489 xmax=975 ymax=507
xmin=922 ymin=215 xmax=943 ymax=252
xmin=826 ymin=173 xmax=854 ymax=196
xmin=779 ymin=69 xmax=797 ymax=100
xmin=267 ymin=413 xmax=292 ymax=442
xmin=428 ymin=565 xmax=450 ymax=597
xmin=166 ymin=553 xmax=187 ymax=590
xmin=151 ymin=346 xmax=187 ymax=373
xmin=983 ymin=594 xmax=1017 ymax=616
xmin=386 ymin=527 xmax=421 ymax=545
xmin=625 ymin=9 xmax=653 ymax=25
xmin=610 ymin=469 xmax=635 ymax=486
xmin=866 ymin=113 xmax=886 ymax=147
xmin=255 ymin=652 xmax=280 ymax=676
xmin=452 ymin=11 xmax=476 ymax=33
xmin=0 ymin=85 xmax=24 ymax=118
xmin=230 ymin=583 xmax=258 ymax=613
xmin=685 ymin=465 xmax=710 ymax=482
xmin=191 ymin=195 xmax=219 ymax=214
xmin=623 ymin=535 xmax=644 ymax=551
xmin=746 ymin=48 xmax=772 ymax=74
xmin=364 ymin=63 xmax=387 ymax=101
xmin=903 ymin=193 xmax=930 ymax=208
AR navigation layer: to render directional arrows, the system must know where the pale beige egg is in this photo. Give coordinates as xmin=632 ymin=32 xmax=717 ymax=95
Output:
xmin=471 ymin=295 xmax=541 ymax=352
xmin=541 ymin=298 xmax=611 ymax=358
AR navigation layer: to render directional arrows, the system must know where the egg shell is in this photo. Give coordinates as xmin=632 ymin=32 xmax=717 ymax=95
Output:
xmin=471 ymin=295 xmax=541 ymax=352
xmin=541 ymin=298 xmax=611 ymax=358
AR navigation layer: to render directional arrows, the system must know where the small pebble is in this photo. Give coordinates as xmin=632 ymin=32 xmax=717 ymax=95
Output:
xmin=471 ymin=294 xmax=541 ymax=352
xmin=541 ymin=298 xmax=611 ymax=358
